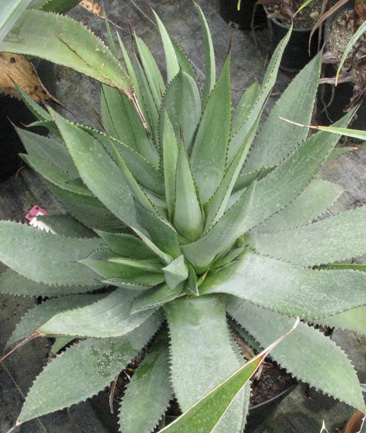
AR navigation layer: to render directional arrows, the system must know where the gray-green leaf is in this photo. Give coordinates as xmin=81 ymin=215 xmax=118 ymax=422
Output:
xmin=190 ymin=56 xmax=231 ymax=204
xmin=38 ymin=289 xmax=158 ymax=338
xmin=120 ymin=330 xmax=173 ymax=433
xmin=1 ymin=10 xmax=132 ymax=92
xmin=248 ymin=206 xmax=366 ymax=266
xmin=164 ymin=295 xmax=248 ymax=433
xmin=252 ymin=179 xmax=343 ymax=233
xmin=227 ymin=298 xmax=365 ymax=411
xmin=0 ymin=269 xmax=101 ymax=297
xmin=244 ymin=52 xmax=322 ymax=172
xmin=8 ymin=294 xmax=105 ymax=347
xmin=200 ymin=252 xmax=366 ymax=319
xmin=18 ymin=312 xmax=163 ymax=424
xmin=0 ymin=222 xmax=103 ymax=286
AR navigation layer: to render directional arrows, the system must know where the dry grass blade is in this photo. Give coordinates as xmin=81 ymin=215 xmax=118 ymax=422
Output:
xmin=0 ymin=331 xmax=44 ymax=363
xmin=310 ymin=0 xmax=349 ymax=41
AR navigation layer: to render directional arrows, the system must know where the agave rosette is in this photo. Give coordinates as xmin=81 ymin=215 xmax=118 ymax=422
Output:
xmin=0 ymin=2 xmax=366 ymax=432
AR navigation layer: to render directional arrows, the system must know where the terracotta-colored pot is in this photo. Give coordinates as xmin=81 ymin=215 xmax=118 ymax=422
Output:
xmin=342 ymin=411 xmax=365 ymax=433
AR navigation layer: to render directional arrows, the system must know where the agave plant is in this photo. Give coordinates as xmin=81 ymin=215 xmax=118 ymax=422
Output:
xmin=1 ymin=2 xmax=366 ymax=432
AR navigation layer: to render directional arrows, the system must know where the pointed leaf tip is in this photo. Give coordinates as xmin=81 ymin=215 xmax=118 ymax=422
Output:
xmin=159 ymin=317 xmax=298 ymax=433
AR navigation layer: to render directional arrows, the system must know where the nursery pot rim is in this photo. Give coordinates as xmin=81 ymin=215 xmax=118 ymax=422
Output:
xmin=162 ymin=382 xmax=297 ymax=426
xmin=249 ymin=382 xmax=296 ymax=411
xmin=263 ymin=5 xmax=315 ymax=31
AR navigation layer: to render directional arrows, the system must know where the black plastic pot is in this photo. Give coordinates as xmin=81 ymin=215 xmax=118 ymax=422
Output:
xmin=164 ymin=384 xmax=296 ymax=432
xmin=318 ymin=2 xmax=366 ymax=129
xmin=0 ymin=60 xmax=54 ymax=181
xmin=319 ymin=65 xmax=366 ymax=129
xmin=265 ymin=8 xmax=322 ymax=73
xmin=219 ymin=0 xmax=267 ymax=29
xmin=245 ymin=384 xmax=296 ymax=432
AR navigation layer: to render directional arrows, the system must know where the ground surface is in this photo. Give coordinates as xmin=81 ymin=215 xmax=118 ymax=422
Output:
xmin=1 ymin=0 xmax=366 ymax=432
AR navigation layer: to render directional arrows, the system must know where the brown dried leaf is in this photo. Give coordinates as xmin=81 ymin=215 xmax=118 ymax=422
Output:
xmin=79 ymin=0 xmax=104 ymax=18
xmin=0 ymin=53 xmax=53 ymax=102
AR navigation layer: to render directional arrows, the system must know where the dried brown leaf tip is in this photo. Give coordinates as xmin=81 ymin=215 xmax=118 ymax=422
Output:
xmin=0 ymin=53 xmax=53 ymax=102
xmin=79 ymin=0 xmax=104 ymax=18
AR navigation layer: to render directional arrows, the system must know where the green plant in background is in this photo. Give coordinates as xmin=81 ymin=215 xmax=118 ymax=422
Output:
xmin=0 ymin=2 xmax=366 ymax=432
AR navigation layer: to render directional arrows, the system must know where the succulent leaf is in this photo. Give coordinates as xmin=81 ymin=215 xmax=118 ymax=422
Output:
xmin=8 ymin=294 xmax=105 ymax=347
xmin=227 ymin=28 xmax=292 ymax=165
xmin=100 ymin=85 xmax=160 ymax=169
xmin=153 ymin=10 xmax=180 ymax=82
xmin=39 ymin=0 xmax=80 ymax=13
xmin=46 ymin=182 xmax=126 ymax=231
xmin=102 ymin=279 xmax=156 ymax=291
xmin=194 ymin=2 xmax=215 ymax=106
xmin=158 ymin=356 xmax=263 ymax=433
xmin=96 ymin=231 xmax=157 ymax=260
xmin=80 ymin=249 xmax=163 ymax=281
xmin=173 ymin=141 xmax=204 ymax=241
xmin=190 ymin=56 xmax=231 ymax=204
xmin=135 ymin=56 xmax=162 ymax=145
xmin=164 ymin=295 xmax=248 ymax=432
xmin=95 ymin=132 xmax=164 ymax=196
xmin=161 ymin=109 xmax=179 ymax=218
xmin=244 ymin=52 xmax=322 ymax=172
xmin=248 ymin=206 xmax=366 ymax=266
xmin=186 ymin=263 xmax=199 ymax=295
xmin=22 ymin=154 xmax=92 ymax=196
xmin=120 ymin=330 xmax=173 ymax=433
xmin=0 ymin=10 xmax=132 ymax=92
xmin=0 ymin=269 xmax=101 ymax=297
xmin=134 ymin=35 xmax=165 ymax=109
xmin=204 ymin=119 xmax=259 ymax=230
xmin=17 ymin=127 xmax=77 ymax=176
xmin=227 ymin=298 xmax=365 ymax=411
xmin=18 ymin=312 xmax=163 ymax=424
xmin=0 ymin=221 xmax=103 ymax=286
xmin=233 ymin=166 xmax=275 ymax=192
xmin=116 ymin=32 xmax=150 ymax=127
xmin=97 ymin=133 xmax=158 ymax=215
xmin=161 ymin=70 xmax=202 ymax=152
xmin=314 ymin=306 xmax=366 ymax=334
xmin=51 ymin=336 xmax=74 ymax=354
xmin=232 ymin=82 xmax=261 ymax=137
xmin=14 ymin=83 xmax=54 ymax=123
xmin=0 ymin=0 xmax=33 ymax=45
xmin=170 ymin=37 xmax=199 ymax=84
xmin=132 ymin=283 xmax=183 ymax=313
xmin=182 ymin=180 xmax=257 ymax=272
xmin=135 ymin=201 xmax=181 ymax=258
xmin=252 ymin=179 xmax=343 ymax=233
xmin=51 ymin=110 xmax=138 ymax=228
xmin=109 ymin=257 xmax=163 ymax=274
xmin=163 ymin=255 xmax=189 ymax=291
xmin=200 ymin=252 xmax=366 ymax=319
xmin=238 ymin=112 xmax=353 ymax=231
xmin=132 ymin=227 xmax=173 ymax=265
xmin=164 ymin=298 xmax=235 ymax=402
xmin=38 ymin=214 xmax=96 ymax=238
xmin=38 ymin=289 xmax=159 ymax=338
